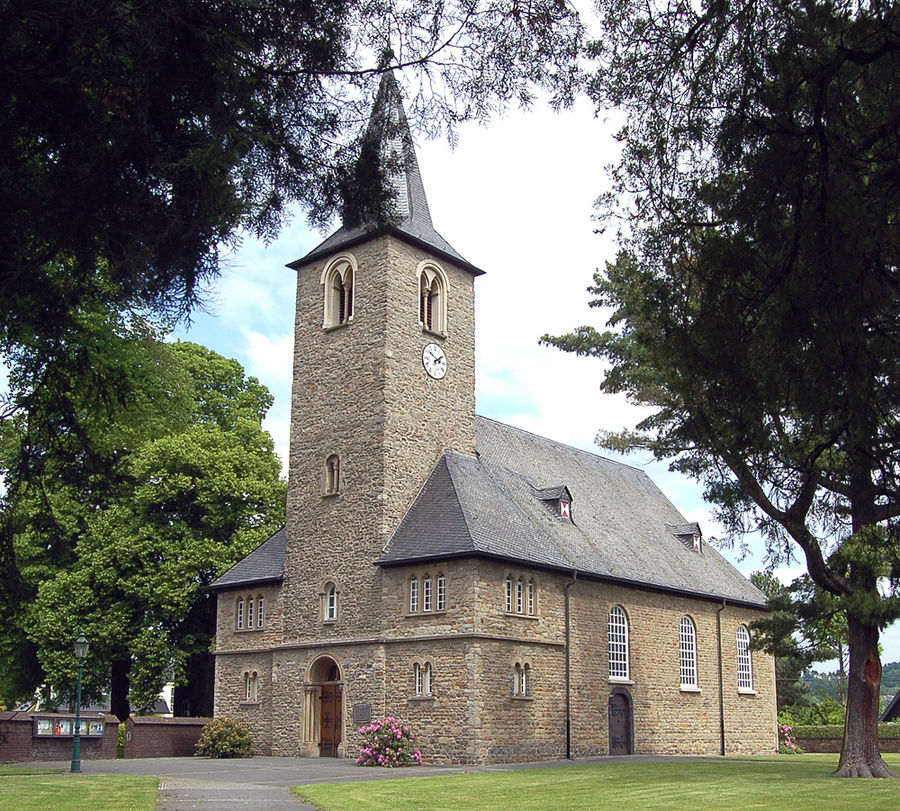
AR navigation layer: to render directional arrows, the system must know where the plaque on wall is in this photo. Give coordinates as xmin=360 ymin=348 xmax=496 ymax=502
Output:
xmin=352 ymin=703 xmax=372 ymax=725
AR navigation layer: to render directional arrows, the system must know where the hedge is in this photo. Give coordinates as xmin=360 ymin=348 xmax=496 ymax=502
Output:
xmin=794 ymin=723 xmax=900 ymax=739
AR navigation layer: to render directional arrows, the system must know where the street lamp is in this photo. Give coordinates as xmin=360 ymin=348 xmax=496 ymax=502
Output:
xmin=71 ymin=634 xmax=89 ymax=773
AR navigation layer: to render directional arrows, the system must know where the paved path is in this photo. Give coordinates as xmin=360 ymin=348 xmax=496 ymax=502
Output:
xmin=24 ymin=754 xmax=686 ymax=809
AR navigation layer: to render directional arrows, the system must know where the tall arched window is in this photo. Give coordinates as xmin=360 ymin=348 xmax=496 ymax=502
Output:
xmin=324 ymin=454 xmax=341 ymax=495
xmin=608 ymin=606 xmax=630 ymax=681
xmin=324 ymin=582 xmax=338 ymax=621
xmin=679 ymin=616 xmax=698 ymax=688
xmin=321 ymin=255 xmax=356 ymax=328
xmin=417 ymin=261 xmax=448 ymax=334
xmin=737 ymin=625 xmax=753 ymax=691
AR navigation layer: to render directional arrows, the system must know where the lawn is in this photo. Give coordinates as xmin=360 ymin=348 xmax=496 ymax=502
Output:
xmin=293 ymin=754 xmax=900 ymax=811
xmin=0 ymin=771 xmax=157 ymax=810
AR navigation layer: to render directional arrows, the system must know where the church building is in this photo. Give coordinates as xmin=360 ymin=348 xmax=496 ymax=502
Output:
xmin=211 ymin=75 xmax=777 ymax=763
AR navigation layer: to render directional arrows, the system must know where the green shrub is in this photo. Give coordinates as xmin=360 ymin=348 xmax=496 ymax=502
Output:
xmin=117 ymin=722 xmax=126 ymax=758
xmin=195 ymin=718 xmax=254 ymax=758
xmin=793 ymin=723 xmax=900 ymax=739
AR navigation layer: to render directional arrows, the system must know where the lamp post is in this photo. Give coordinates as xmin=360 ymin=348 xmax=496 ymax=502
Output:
xmin=71 ymin=634 xmax=89 ymax=773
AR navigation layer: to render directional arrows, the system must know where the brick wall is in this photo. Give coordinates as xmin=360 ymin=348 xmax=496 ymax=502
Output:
xmin=0 ymin=712 xmax=118 ymax=762
xmin=124 ymin=716 xmax=213 ymax=758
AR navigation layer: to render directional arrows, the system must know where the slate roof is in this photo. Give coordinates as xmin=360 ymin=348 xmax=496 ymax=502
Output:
xmin=379 ymin=416 xmax=767 ymax=608
xmin=209 ymin=526 xmax=286 ymax=591
xmin=289 ymin=72 xmax=482 ymax=276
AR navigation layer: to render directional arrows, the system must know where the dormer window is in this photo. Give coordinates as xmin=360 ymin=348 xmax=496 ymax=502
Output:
xmin=668 ymin=522 xmax=703 ymax=553
xmin=533 ymin=485 xmax=574 ymax=522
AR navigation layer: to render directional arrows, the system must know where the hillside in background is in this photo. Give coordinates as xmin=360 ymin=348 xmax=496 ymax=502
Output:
xmin=803 ymin=661 xmax=900 ymax=703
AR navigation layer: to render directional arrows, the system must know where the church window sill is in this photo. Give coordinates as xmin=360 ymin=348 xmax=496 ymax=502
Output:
xmin=679 ymin=685 xmax=701 ymax=693
xmin=408 ymin=695 xmax=435 ymax=703
xmin=324 ymin=320 xmax=353 ymax=333
xmin=404 ymin=610 xmax=448 ymax=619
xmin=421 ymin=325 xmax=447 ymax=340
xmin=738 ymin=688 xmax=758 ymax=696
xmin=504 ymin=612 xmax=539 ymax=621
xmin=510 ymin=695 xmax=534 ymax=702
xmin=239 ymin=701 xmax=261 ymax=708
xmin=608 ymin=677 xmax=634 ymax=685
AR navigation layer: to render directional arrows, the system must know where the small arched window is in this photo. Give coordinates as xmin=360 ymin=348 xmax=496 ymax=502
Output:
xmin=244 ymin=671 xmax=258 ymax=702
xmin=608 ymin=606 xmax=630 ymax=681
xmin=324 ymin=454 xmax=341 ymax=495
xmin=324 ymin=582 xmax=338 ymax=621
xmin=516 ymin=578 xmax=524 ymax=614
xmin=680 ymin=616 xmax=698 ymax=688
xmin=414 ymin=662 xmax=432 ymax=696
xmin=247 ymin=595 xmax=254 ymax=629
xmin=256 ymin=595 xmax=265 ymax=629
xmin=737 ymin=625 xmax=753 ymax=691
xmin=417 ymin=261 xmax=448 ymax=334
xmin=513 ymin=663 xmax=530 ymax=696
xmin=505 ymin=577 xmax=513 ymax=613
xmin=423 ymin=575 xmax=432 ymax=612
xmin=436 ymin=573 xmax=446 ymax=611
xmin=321 ymin=255 xmax=356 ymax=328
xmin=236 ymin=598 xmax=245 ymax=630
xmin=409 ymin=577 xmax=419 ymax=613
xmin=527 ymin=580 xmax=536 ymax=615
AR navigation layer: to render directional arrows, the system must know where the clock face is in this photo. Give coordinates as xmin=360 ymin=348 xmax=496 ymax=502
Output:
xmin=422 ymin=343 xmax=447 ymax=379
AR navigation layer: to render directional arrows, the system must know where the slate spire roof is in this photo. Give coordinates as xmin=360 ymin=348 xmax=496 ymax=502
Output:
xmin=290 ymin=72 xmax=481 ymax=275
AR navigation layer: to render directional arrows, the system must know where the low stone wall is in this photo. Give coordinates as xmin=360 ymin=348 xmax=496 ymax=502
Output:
xmin=0 ymin=711 xmax=118 ymax=762
xmin=797 ymin=736 xmax=900 ymax=754
xmin=124 ymin=716 xmax=213 ymax=758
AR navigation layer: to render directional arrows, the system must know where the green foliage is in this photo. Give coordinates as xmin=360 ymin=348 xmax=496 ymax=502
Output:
xmin=0 ymin=328 xmax=286 ymax=714
xmin=0 ymin=0 xmax=584 ymax=357
xmin=546 ymin=0 xmax=900 ymax=775
xmin=792 ymin=724 xmax=900 ymax=740
xmin=194 ymin=718 xmax=254 ymax=759
xmin=117 ymin=722 xmax=126 ymax=759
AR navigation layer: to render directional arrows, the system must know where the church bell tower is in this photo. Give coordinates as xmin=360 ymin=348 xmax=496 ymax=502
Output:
xmin=280 ymin=73 xmax=483 ymax=647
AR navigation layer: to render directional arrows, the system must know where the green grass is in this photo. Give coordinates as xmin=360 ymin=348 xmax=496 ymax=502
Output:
xmin=0 ymin=773 xmax=157 ymax=810
xmin=293 ymin=754 xmax=900 ymax=811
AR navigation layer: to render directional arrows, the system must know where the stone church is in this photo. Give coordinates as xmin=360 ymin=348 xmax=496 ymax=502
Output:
xmin=211 ymin=75 xmax=777 ymax=763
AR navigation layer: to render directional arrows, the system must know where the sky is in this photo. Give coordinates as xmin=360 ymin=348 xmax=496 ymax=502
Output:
xmin=172 ymin=94 xmax=900 ymax=669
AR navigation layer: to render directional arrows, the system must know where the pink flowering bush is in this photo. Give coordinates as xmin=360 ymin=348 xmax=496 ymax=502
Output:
xmin=778 ymin=723 xmax=803 ymax=754
xmin=356 ymin=717 xmax=423 ymax=767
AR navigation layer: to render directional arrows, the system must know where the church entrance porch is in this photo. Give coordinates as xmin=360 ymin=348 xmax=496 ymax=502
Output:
xmin=300 ymin=656 xmax=344 ymax=758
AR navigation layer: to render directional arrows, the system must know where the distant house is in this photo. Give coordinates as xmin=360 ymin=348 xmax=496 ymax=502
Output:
xmin=210 ymin=73 xmax=777 ymax=764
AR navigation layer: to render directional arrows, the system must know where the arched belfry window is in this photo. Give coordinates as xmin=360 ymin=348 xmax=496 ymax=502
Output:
xmin=321 ymin=254 xmax=356 ymax=328
xmin=417 ymin=261 xmax=448 ymax=334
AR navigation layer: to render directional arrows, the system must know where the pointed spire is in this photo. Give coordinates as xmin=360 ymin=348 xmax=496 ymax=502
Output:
xmin=292 ymin=72 xmax=481 ymax=275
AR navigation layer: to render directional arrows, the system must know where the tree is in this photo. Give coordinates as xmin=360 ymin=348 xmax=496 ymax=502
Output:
xmin=0 ymin=0 xmax=584 ymax=352
xmin=750 ymin=571 xmax=849 ymax=711
xmin=545 ymin=0 xmax=900 ymax=777
xmin=1 ymin=330 xmax=285 ymax=718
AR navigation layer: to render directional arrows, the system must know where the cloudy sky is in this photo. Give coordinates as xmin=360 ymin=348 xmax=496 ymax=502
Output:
xmin=173 ymin=94 xmax=900 ymax=668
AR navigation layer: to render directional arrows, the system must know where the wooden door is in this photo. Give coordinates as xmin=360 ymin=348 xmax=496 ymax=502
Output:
xmin=608 ymin=693 xmax=632 ymax=755
xmin=319 ymin=684 xmax=342 ymax=757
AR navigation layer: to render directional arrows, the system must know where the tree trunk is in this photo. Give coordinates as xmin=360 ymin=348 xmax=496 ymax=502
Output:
xmin=835 ymin=616 xmax=895 ymax=777
xmin=109 ymin=657 xmax=131 ymax=723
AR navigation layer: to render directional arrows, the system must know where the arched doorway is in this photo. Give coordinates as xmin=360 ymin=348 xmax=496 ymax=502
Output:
xmin=301 ymin=656 xmax=343 ymax=758
xmin=608 ymin=687 xmax=634 ymax=755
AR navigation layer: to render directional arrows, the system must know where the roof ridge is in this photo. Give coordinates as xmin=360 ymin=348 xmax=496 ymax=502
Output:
xmin=474 ymin=414 xmax=649 ymax=476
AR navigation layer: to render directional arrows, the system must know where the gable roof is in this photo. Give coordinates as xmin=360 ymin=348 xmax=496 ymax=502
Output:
xmin=290 ymin=73 xmax=482 ymax=276
xmin=209 ymin=526 xmax=286 ymax=591
xmin=379 ymin=416 xmax=766 ymax=608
